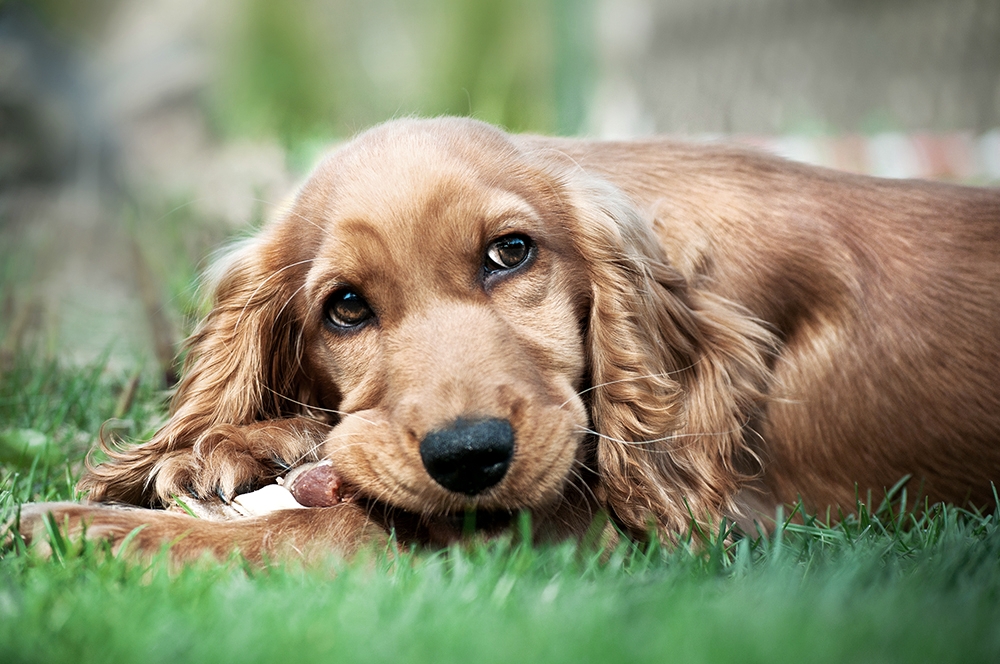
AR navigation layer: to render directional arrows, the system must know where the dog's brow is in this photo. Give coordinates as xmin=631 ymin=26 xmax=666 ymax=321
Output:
xmin=300 ymin=220 xmax=393 ymax=292
xmin=481 ymin=192 xmax=538 ymax=225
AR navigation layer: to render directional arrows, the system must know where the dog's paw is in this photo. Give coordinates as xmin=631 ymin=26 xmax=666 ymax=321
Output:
xmin=184 ymin=420 xmax=331 ymax=503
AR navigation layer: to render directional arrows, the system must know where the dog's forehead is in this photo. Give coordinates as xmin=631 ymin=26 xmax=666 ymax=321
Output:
xmin=296 ymin=123 xmax=541 ymax=293
xmin=321 ymin=125 xmax=519 ymax=216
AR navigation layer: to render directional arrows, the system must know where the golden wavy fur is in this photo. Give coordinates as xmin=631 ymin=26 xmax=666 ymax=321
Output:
xmin=15 ymin=117 xmax=1000 ymax=563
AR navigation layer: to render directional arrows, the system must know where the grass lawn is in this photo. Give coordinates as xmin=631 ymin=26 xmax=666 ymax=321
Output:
xmin=2 ymin=355 xmax=999 ymax=664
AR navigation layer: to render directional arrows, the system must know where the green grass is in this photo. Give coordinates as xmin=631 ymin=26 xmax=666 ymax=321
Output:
xmin=209 ymin=0 xmax=593 ymax=161
xmin=0 ymin=353 xmax=165 ymax=507
xmin=2 ymin=358 xmax=1000 ymax=664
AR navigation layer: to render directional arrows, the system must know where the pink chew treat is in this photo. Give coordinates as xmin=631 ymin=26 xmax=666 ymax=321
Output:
xmin=285 ymin=461 xmax=343 ymax=507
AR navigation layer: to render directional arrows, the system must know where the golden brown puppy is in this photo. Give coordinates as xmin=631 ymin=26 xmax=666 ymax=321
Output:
xmin=15 ymin=117 xmax=1000 ymax=562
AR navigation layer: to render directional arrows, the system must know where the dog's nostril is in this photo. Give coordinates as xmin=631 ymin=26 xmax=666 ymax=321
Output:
xmin=419 ymin=418 xmax=515 ymax=496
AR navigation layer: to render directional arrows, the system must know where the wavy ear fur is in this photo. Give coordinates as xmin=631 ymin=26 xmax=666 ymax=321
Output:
xmin=565 ymin=177 xmax=775 ymax=540
xmin=80 ymin=234 xmax=316 ymax=506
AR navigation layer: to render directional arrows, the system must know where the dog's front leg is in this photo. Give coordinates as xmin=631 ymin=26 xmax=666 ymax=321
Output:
xmin=10 ymin=500 xmax=388 ymax=565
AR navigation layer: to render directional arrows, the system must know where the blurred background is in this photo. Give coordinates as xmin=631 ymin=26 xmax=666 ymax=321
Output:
xmin=2 ymin=0 xmax=999 ymax=383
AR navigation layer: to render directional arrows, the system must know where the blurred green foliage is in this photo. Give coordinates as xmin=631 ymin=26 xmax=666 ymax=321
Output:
xmin=11 ymin=0 xmax=594 ymax=161
xmin=209 ymin=0 xmax=593 ymax=155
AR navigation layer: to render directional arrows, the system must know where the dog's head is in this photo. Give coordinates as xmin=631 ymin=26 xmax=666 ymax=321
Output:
xmin=289 ymin=119 xmax=592 ymax=518
xmin=93 ymin=118 xmax=773 ymax=539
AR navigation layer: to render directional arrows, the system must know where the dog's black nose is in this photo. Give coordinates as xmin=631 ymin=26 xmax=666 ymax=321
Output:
xmin=419 ymin=418 xmax=515 ymax=495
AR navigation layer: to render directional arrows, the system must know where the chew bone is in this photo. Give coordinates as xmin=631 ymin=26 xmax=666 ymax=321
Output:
xmin=230 ymin=484 xmax=305 ymax=517
xmin=283 ymin=460 xmax=346 ymax=507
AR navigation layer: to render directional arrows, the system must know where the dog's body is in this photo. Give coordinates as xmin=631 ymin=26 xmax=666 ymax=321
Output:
xmin=16 ymin=118 xmax=1000 ymax=562
xmin=543 ymin=136 xmax=1000 ymax=514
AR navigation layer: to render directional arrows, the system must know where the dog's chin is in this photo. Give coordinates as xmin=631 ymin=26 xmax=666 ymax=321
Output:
xmin=346 ymin=480 xmax=572 ymax=547
xmin=359 ymin=499 xmax=522 ymax=546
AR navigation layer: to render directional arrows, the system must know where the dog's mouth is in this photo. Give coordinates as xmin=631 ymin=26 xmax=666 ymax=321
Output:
xmin=280 ymin=459 xmax=540 ymax=545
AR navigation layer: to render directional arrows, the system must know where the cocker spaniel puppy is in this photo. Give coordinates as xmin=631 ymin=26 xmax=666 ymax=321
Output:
xmin=15 ymin=117 xmax=1000 ymax=563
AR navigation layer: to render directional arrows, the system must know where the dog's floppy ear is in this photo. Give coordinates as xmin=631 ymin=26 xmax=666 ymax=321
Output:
xmin=80 ymin=233 xmax=314 ymax=506
xmin=565 ymin=178 xmax=774 ymax=540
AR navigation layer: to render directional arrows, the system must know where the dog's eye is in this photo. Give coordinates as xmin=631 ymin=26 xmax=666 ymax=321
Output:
xmin=486 ymin=234 xmax=532 ymax=271
xmin=324 ymin=288 xmax=373 ymax=328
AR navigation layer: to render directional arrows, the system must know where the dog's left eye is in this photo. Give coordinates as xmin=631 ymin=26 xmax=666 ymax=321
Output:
xmin=486 ymin=234 xmax=532 ymax=271
xmin=324 ymin=288 xmax=374 ymax=329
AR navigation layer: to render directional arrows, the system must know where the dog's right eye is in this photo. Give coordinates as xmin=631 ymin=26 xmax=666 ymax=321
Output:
xmin=485 ymin=234 xmax=533 ymax=272
xmin=324 ymin=288 xmax=374 ymax=329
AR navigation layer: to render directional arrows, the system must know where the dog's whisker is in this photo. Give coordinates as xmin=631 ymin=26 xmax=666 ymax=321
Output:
xmin=573 ymin=424 xmax=745 ymax=450
xmin=362 ymin=485 xmax=397 ymax=520
xmin=559 ymin=464 xmax=600 ymax=512
xmin=287 ymin=211 xmax=342 ymax=243
xmin=272 ymin=281 xmax=310 ymax=329
xmin=293 ymin=329 xmax=308 ymax=377
xmin=258 ymin=384 xmax=377 ymax=425
xmin=256 ymin=200 xmax=349 ymax=247
xmin=286 ymin=440 xmax=325 ymax=468
xmin=560 ymin=363 xmax=704 ymax=410
xmin=524 ymin=146 xmax=586 ymax=177
xmin=246 ymin=196 xmax=343 ymax=243
xmin=286 ymin=433 xmax=372 ymax=468
xmin=233 ymin=258 xmax=316 ymax=334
